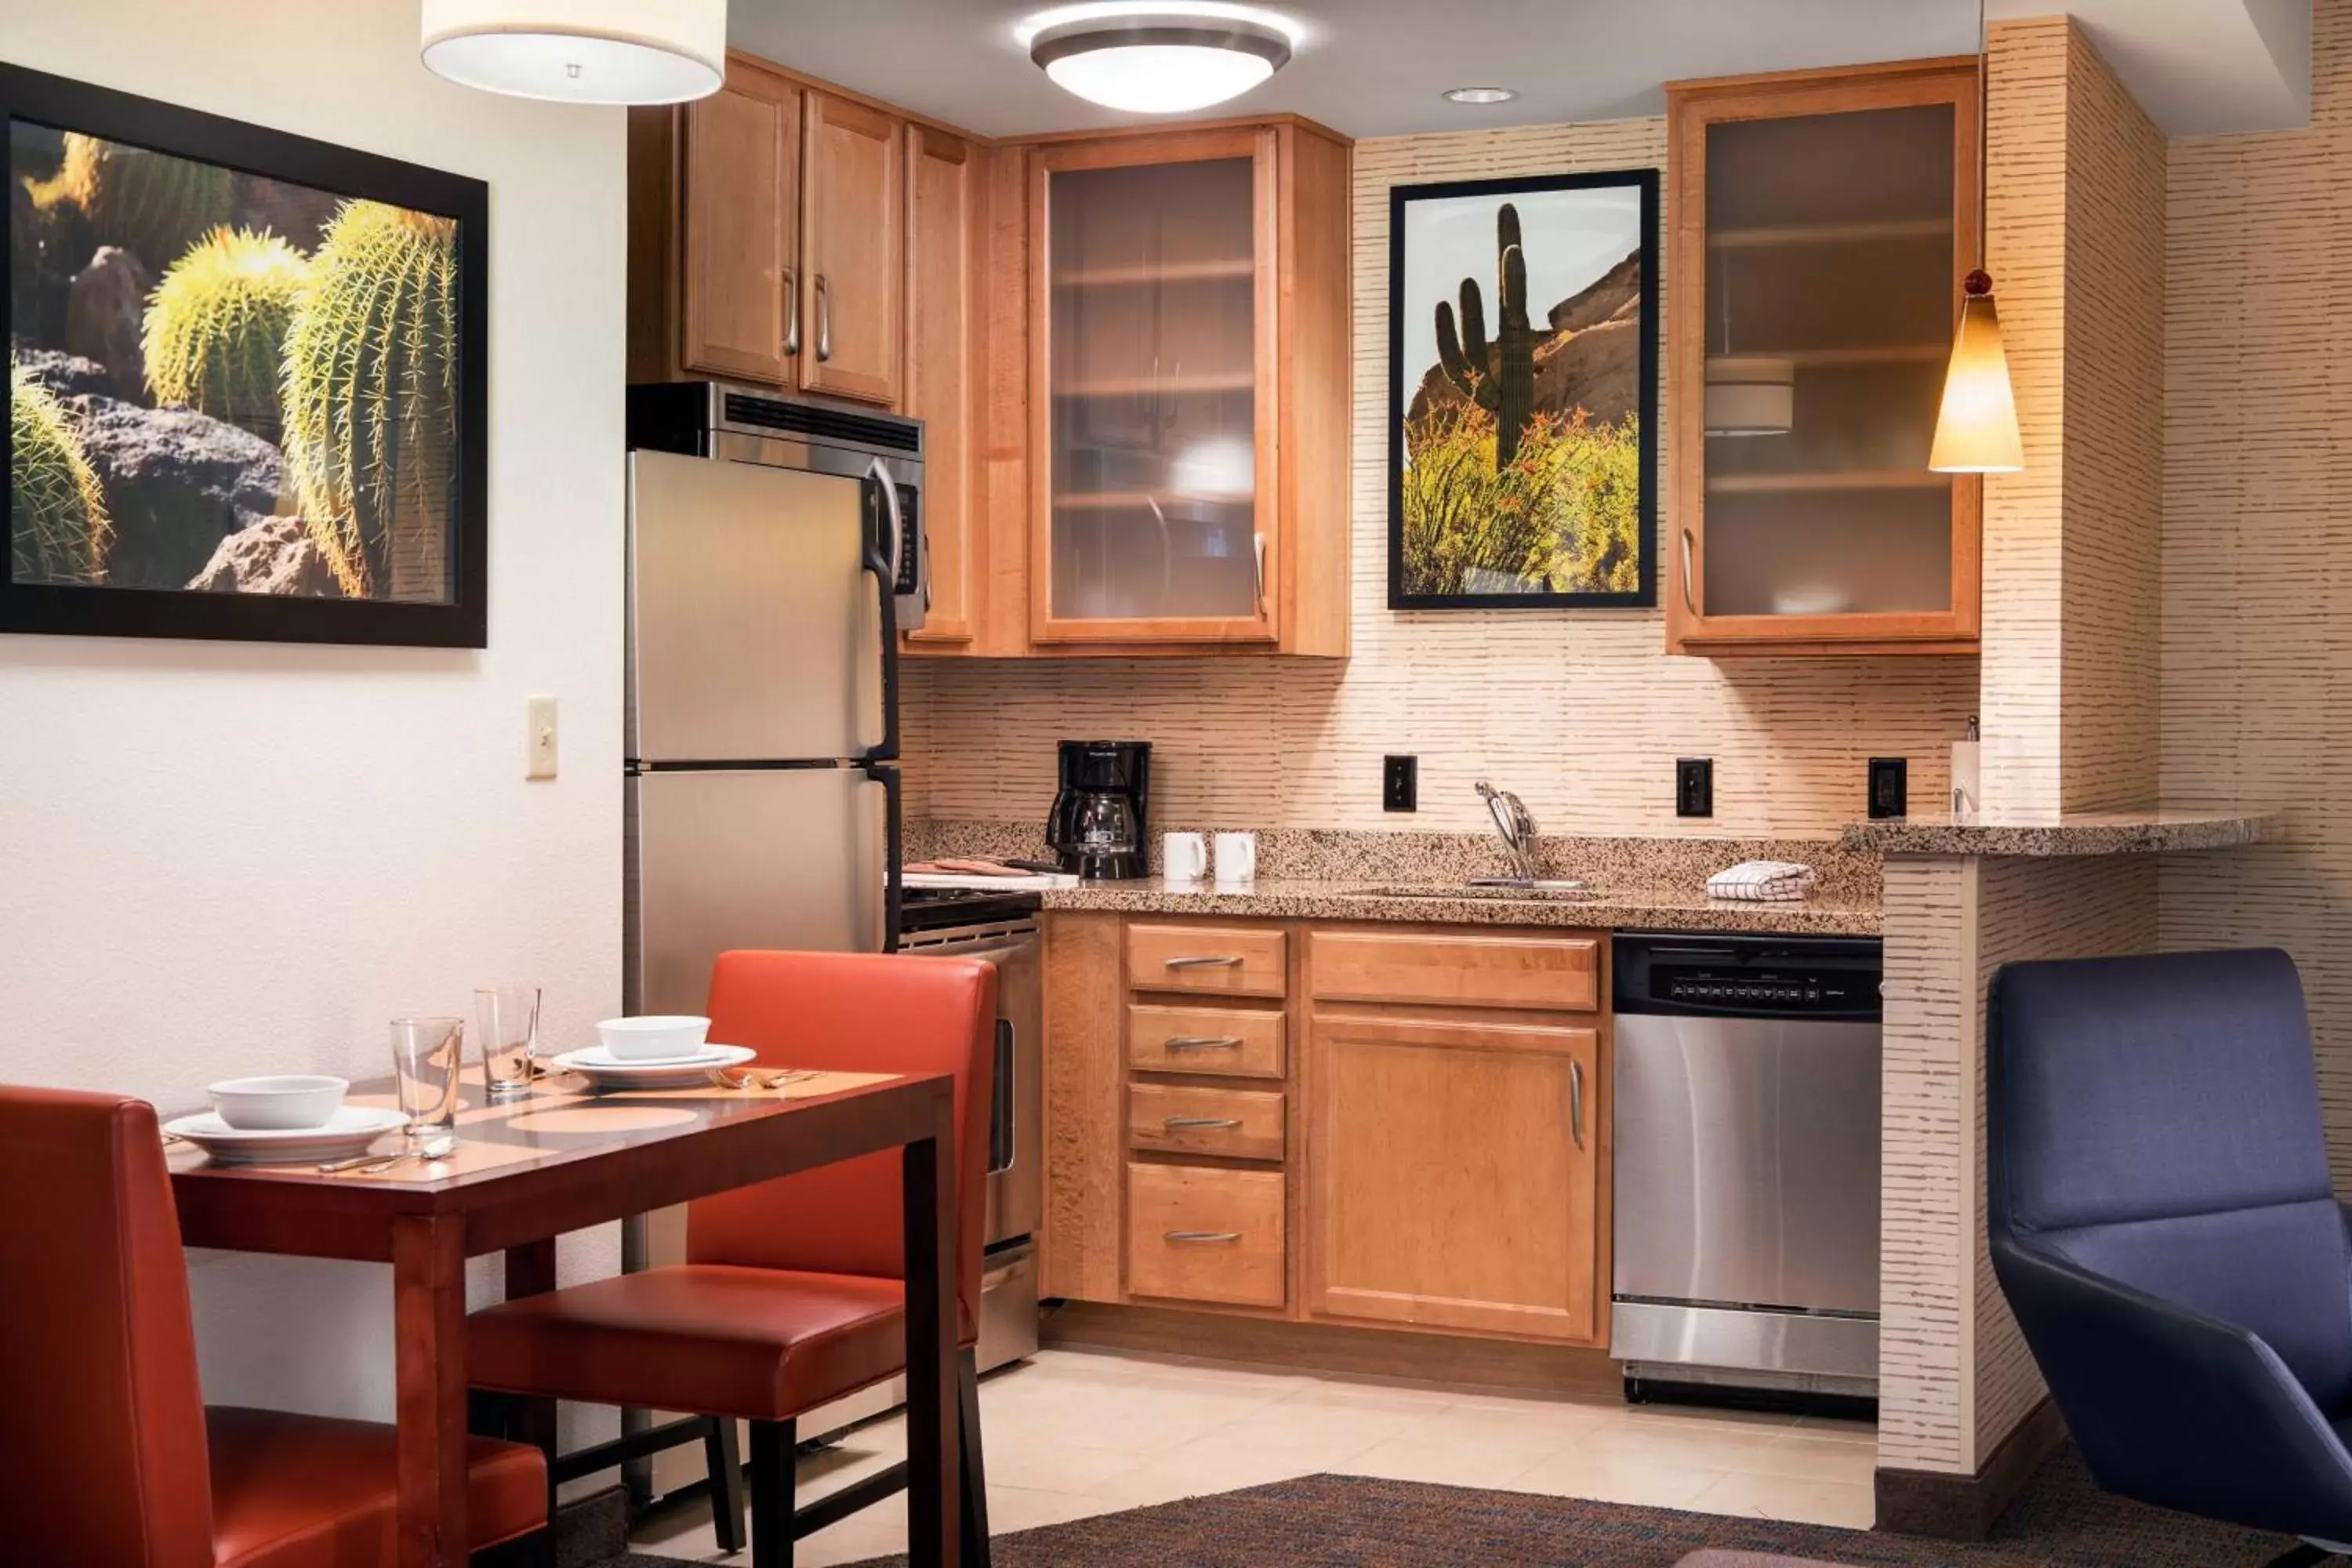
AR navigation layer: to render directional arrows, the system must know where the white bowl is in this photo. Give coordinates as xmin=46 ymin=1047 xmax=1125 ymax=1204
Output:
xmin=594 ymin=1014 xmax=712 ymax=1062
xmin=208 ymin=1074 xmax=350 ymax=1131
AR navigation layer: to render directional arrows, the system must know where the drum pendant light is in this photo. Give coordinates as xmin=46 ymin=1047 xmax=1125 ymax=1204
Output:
xmin=1929 ymin=0 xmax=2024 ymax=473
xmin=420 ymin=0 xmax=727 ymax=106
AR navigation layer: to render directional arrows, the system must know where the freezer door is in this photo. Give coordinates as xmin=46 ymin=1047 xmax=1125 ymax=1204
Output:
xmin=625 ymin=768 xmax=889 ymax=1016
xmin=628 ymin=450 xmax=885 ymax=763
xmin=1612 ymin=1014 xmax=1882 ymax=1316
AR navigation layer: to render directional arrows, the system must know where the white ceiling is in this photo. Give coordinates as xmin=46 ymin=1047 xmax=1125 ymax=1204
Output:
xmin=728 ymin=0 xmax=2310 ymax=141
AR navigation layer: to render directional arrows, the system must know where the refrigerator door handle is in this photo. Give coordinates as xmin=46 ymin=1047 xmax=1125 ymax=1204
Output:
xmin=861 ymin=462 xmax=902 ymax=764
xmin=859 ymin=757 xmax=903 ymax=951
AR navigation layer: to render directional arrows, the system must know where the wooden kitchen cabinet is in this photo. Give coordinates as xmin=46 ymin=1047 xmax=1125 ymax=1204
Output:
xmin=1303 ymin=1008 xmax=1606 ymax=1342
xmin=904 ymin=124 xmax=978 ymax=645
xmin=1041 ymin=911 xmax=1613 ymax=1350
xmin=627 ymin=56 xmax=906 ymax=409
xmin=1666 ymin=59 xmax=1984 ymax=655
xmin=1025 ymin=122 xmax=1351 ymax=654
xmin=801 ymin=91 xmax=906 ymax=406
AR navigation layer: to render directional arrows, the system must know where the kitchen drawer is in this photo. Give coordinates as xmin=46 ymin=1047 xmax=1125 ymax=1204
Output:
xmin=1127 ymin=923 xmax=1288 ymax=999
xmin=1308 ymin=929 xmax=1600 ymax=1013
xmin=1129 ymin=1083 xmax=1286 ymax=1161
xmin=1126 ymin=1162 xmax=1286 ymax=1307
xmin=1127 ymin=1002 xmax=1287 ymax=1078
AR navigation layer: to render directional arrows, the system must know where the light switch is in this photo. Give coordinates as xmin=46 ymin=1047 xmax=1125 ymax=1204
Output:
xmin=526 ymin=695 xmax=558 ymax=780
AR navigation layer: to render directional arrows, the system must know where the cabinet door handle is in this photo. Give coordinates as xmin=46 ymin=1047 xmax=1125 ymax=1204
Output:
xmin=1253 ymin=532 xmax=1267 ymax=615
xmin=782 ymin=267 xmax=800 ymax=356
xmin=1569 ymin=1058 xmax=1586 ymax=1151
xmin=1680 ymin=530 xmax=1697 ymax=616
xmin=1164 ymin=1230 xmax=1241 ymax=1244
xmin=1163 ymin=955 xmax=1243 ymax=970
xmin=1163 ymin=1116 xmax=1243 ymax=1131
xmin=1163 ymin=1036 xmax=1243 ymax=1051
xmin=815 ymin=274 xmax=833 ymax=362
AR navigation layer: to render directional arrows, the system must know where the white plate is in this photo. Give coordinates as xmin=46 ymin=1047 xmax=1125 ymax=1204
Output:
xmin=164 ymin=1105 xmax=408 ymax=1166
xmin=551 ymin=1043 xmax=755 ymax=1090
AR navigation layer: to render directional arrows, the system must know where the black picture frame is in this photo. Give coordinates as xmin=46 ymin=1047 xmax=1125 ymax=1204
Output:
xmin=1388 ymin=168 xmax=1659 ymax=612
xmin=2 ymin=61 xmax=488 ymax=648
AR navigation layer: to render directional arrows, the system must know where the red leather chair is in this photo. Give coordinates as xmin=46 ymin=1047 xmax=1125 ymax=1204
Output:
xmin=0 ymin=1086 xmax=549 ymax=1568
xmin=466 ymin=950 xmax=997 ymax=1568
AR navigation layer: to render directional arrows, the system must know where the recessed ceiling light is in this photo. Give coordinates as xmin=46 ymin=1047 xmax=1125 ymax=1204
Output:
xmin=1443 ymin=86 xmax=1518 ymax=105
xmin=419 ymin=0 xmax=726 ymax=105
xmin=1019 ymin=4 xmax=1301 ymax=114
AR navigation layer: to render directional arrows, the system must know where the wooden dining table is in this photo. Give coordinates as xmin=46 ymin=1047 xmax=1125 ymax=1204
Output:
xmin=166 ymin=1067 xmax=964 ymax=1568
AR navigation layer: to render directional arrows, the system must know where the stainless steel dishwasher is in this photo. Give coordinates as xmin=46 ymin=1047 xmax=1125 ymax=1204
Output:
xmin=1610 ymin=932 xmax=1882 ymax=1400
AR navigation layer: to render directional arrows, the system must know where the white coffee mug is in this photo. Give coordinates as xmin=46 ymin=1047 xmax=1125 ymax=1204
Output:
xmin=1163 ymin=832 xmax=1208 ymax=884
xmin=1214 ymin=832 xmax=1258 ymax=887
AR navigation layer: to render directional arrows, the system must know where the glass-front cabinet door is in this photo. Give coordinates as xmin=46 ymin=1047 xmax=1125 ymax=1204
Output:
xmin=1031 ymin=129 xmax=1279 ymax=644
xmin=1667 ymin=61 xmax=1982 ymax=655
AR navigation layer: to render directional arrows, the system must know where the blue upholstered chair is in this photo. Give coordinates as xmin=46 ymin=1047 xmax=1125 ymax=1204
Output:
xmin=1989 ymin=948 xmax=2352 ymax=1568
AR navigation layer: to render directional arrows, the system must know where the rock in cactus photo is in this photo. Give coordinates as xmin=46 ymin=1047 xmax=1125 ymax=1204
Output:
xmin=1388 ymin=170 xmax=1659 ymax=609
xmin=4 ymin=60 xmax=485 ymax=646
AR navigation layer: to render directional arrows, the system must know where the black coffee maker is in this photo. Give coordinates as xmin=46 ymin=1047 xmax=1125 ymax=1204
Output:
xmin=1046 ymin=740 xmax=1151 ymax=880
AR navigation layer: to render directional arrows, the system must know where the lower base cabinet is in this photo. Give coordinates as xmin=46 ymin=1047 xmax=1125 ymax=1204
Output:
xmin=1041 ymin=913 xmax=1613 ymax=1349
xmin=1303 ymin=1010 xmax=1604 ymax=1343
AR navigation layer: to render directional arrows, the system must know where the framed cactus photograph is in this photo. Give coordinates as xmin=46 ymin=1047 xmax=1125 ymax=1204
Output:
xmin=1388 ymin=169 xmax=1659 ymax=610
xmin=2 ymin=62 xmax=486 ymax=647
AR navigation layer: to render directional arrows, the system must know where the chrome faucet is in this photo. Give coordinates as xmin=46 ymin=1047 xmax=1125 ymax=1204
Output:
xmin=1475 ymin=780 xmax=1541 ymax=884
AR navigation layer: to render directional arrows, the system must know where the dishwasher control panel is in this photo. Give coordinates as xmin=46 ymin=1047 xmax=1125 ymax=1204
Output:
xmin=1615 ymin=933 xmax=1883 ymax=1022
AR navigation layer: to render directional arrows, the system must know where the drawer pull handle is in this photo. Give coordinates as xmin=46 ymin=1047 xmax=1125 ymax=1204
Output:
xmin=1164 ymin=955 xmax=1243 ymax=970
xmin=1163 ymin=1116 xmax=1243 ymax=1131
xmin=1164 ymin=1036 xmax=1243 ymax=1051
xmin=1164 ymin=1230 xmax=1241 ymax=1243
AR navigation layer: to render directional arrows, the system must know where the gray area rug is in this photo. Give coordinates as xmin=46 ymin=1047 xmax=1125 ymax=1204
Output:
xmin=594 ymin=1446 xmax=2295 ymax=1566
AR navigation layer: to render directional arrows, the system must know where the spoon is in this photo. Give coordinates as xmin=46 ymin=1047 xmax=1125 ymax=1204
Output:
xmin=320 ymin=1131 xmax=456 ymax=1175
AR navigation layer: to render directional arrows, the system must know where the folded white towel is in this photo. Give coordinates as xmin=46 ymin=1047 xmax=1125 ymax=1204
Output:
xmin=1707 ymin=860 xmax=1817 ymax=902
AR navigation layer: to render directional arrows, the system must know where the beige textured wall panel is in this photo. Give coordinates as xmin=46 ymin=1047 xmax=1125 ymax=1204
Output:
xmin=2161 ymin=0 xmax=2352 ymax=1180
xmin=1977 ymin=20 xmax=2069 ymax=818
xmin=1878 ymin=855 xmax=1973 ymax=1474
xmin=904 ymin=119 xmax=1979 ymax=835
xmin=1970 ymin=856 xmax=2158 ymax=1463
xmin=2058 ymin=28 xmax=2166 ymax=812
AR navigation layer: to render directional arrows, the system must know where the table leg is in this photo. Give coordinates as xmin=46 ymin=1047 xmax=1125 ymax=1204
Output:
xmin=394 ymin=1214 xmax=470 ymax=1568
xmin=503 ymin=1239 xmax=560 ymax=1456
xmin=902 ymin=1091 xmax=961 ymax=1568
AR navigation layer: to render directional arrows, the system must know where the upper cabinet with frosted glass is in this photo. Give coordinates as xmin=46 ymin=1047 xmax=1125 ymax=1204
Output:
xmin=1666 ymin=60 xmax=1983 ymax=656
xmin=1029 ymin=122 xmax=1352 ymax=653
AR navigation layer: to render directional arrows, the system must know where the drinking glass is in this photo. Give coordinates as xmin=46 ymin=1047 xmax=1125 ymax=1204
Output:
xmin=390 ymin=1016 xmax=465 ymax=1134
xmin=474 ymin=985 xmax=542 ymax=1101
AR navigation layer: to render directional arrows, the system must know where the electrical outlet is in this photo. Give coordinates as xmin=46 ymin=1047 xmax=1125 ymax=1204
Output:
xmin=527 ymin=695 xmax=558 ymax=781
xmin=1383 ymin=754 xmax=1418 ymax=812
xmin=1868 ymin=757 xmax=1909 ymax=819
xmin=1676 ymin=757 xmax=1714 ymax=818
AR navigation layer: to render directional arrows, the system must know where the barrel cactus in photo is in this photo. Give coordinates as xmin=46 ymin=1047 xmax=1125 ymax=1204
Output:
xmin=142 ymin=226 xmax=312 ymax=445
xmin=9 ymin=357 xmax=113 ymax=584
xmin=281 ymin=200 xmax=459 ymax=601
xmin=31 ymin=132 xmax=233 ymax=277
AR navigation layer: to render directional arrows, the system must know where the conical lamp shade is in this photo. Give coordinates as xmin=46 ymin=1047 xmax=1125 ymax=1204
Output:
xmin=1929 ymin=285 xmax=2024 ymax=474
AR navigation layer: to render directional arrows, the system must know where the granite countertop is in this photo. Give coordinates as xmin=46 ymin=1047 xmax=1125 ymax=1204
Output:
xmin=1839 ymin=809 xmax=2278 ymax=858
xmin=1037 ymin=877 xmax=1882 ymax=937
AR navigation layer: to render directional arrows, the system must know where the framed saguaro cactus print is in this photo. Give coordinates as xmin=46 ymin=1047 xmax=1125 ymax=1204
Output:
xmin=1388 ymin=169 xmax=1658 ymax=611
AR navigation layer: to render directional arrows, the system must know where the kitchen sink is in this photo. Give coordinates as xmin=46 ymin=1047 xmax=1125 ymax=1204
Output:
xmin=1350 ymin=880 xmax=1590 ymax=902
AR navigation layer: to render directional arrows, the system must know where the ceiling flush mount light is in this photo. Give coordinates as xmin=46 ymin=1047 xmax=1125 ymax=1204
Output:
xmin=1022 ymin=4 xmax=1298 ymax=114
xmin=1443 ymin=86 xmax=1518 ymax=105
xmin=420 ymin=0 xmax=726 ymax=106
xmin=1930 ymin=0 xmax=2024 ymax=473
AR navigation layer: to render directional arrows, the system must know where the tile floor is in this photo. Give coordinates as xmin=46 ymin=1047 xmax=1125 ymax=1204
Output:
xmin=630 ymin=1346 xmax=1878 ymax=1566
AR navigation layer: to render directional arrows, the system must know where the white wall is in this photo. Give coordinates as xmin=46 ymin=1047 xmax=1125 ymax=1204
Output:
xmin=0 ymin=0 xmax=626 ymax=1425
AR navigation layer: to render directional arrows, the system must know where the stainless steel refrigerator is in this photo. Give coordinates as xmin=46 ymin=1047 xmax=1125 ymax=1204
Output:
xmin=622 ymin=383 xmax=923 ymax=1009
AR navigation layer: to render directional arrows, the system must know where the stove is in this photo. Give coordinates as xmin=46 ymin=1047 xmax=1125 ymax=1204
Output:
xmin=900 ymin=884 xmax=1046 ymax=935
